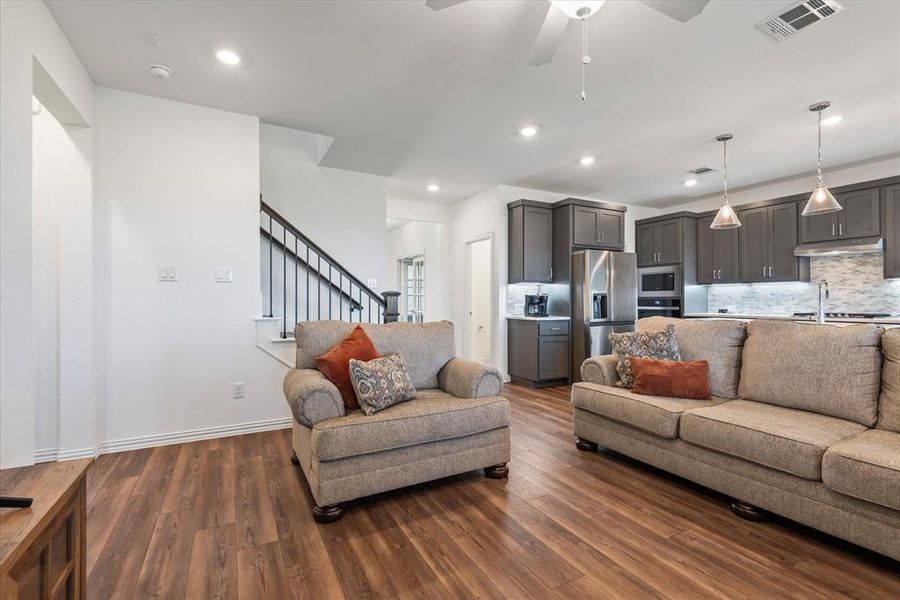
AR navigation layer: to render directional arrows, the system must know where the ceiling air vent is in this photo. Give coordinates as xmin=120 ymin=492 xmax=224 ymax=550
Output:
xmin=756 ymin=0 xmax=845 ymax=41
xmin=690 ymin=167 xmax=715 ymax=175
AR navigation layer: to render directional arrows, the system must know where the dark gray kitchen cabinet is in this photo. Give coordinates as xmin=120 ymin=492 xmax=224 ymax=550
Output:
xmin=508 ymin=201 xmax=553 ymax=284
xmin=740 ymin=202 xmax=806 ymax=283
xmin=507 ymin=318 xmax=570 ymax=386
xmin=885 ymin=184 xmax=900 ymax=279
xmin=636 ymin=218 xmax=683 ymax=266
xmin=697 ymin=215 xmax=739 ymax=284
xmin=799 ymin=187 xmax=880 ymax=242
xmin=571 ymin=206 xmax=624 ymax=249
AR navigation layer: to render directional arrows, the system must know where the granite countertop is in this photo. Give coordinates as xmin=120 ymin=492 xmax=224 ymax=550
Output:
xmin=506 ymin=315 xmax=570 ymax=321
xmin=683 ymin=312 xmax=900 ymax=326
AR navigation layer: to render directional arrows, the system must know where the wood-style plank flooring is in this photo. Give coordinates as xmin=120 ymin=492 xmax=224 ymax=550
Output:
xmin=86 ymin=384 xmax=899 ymax=599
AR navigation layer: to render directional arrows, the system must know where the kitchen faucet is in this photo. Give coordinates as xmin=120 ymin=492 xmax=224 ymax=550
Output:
xmin=816 ymin=279 xmax=830 ymax=324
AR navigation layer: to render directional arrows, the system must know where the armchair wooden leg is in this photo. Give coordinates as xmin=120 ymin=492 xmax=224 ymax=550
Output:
xmin=576 ymin=437 xmax=598 ymax=452
xmin=484 ymin=463 xmax=509 ymax=479
xmin=731 ymin=500 xmax=768 ymax=522
xmin=313 ymin=503 xmax=344 ymax=523
xmin=291 ymin=450 xmax=300 ymax=466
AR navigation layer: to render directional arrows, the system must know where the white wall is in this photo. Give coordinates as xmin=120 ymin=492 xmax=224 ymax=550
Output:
xmin=1 ymin=0 xmax=94 ymax=467
xmin=386 ymin=221 xmax=450 ymax=322
xmin=656 ymin=155 xmax=900 ymax=215
xmin=447 ymin=184 xmax=658 ymax=377
xmin=260 ymin=123 xmax=387 ymax=293
xmin=94 ymin=88 xmax=288 ymax=446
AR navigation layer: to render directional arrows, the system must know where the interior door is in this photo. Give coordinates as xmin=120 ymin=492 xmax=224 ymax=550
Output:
xmin=636 ymin=223 xmax=657 ymax=266
xmin=838 ymin=188 xmax=880 ymax=239
xmin=572 ymin=207 xmax=600 ymax=246
xmin=696 ymin=216 xmax=715 ymax=284
xmin=467 ymin=238 xmax=492 ymax=363
xmin=656 ymin=219 xmax=682 ymax=264
xmin=768 ymin=203 xmax=799 ymax=282
xmin=739 ymin=207 xmax=769 ymax=282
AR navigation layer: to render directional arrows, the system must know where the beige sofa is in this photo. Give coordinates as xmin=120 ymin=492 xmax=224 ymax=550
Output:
xmin=284 ymin=320 xmax=510 ymax=522
xmin=574 ymin=317 xmax=900 ymax=560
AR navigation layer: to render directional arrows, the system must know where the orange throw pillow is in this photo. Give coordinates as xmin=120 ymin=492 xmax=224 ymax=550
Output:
xmin=315 ymin=325 xmax=379 ymax=410
xmin=630 ymin=357 xmax=711 ymax=400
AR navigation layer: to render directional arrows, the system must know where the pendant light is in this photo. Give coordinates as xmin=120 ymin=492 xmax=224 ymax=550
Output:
xmin=710 ymin=134 xmax=741 ymax=230
xmin=802 ymin=101 xmax=842 ymax=216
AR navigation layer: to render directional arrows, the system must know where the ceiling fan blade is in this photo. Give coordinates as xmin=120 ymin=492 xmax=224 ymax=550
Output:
xmin=425 ymin=0 xmax=469 ymax=10
xmin=639 ymin=0 xmax=709 ymax=22
xmin=528 ymin=4 xmax=570 ymax=66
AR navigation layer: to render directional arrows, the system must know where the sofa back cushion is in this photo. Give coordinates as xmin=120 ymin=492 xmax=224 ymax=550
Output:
xmin=636 ymin=317 xmax=746 ymax=399
xmin=296 ymin=320 xmax=456 ymax=389
xmin=878 ymin=328 xmax=900 ymax=432
xmin=739 ymin=320 xmax=884 ymax=426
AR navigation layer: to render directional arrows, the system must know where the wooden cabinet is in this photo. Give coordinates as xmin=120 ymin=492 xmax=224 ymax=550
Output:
xmin=739 ymin=202 xmax=807 ymax=283
xmin=636 ymin=218 xmax=682 ymax=266
xmin=1 ymin=459 xmax=91 ymax=600
xmin=885 ymin=184 xmax=900 ymax=279
xmin=508 ymin=201 xmax=553 ymax=283
xmin=697 ymin=215 xmax=739 ymax=284
xmin=799 ymin=187 xmax=880 ymax=243
xmin=507 ymin=318 xmax=569 ymax=386
xmin=570 ymin=206 xmax=624 ymax=249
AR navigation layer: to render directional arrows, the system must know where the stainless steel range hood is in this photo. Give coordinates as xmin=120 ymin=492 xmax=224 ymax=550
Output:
xmin=794 ymin=236 xmax=883 ymax=257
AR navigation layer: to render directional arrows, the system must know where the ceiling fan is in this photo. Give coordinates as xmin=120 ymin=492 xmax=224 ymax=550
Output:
xmin=425 ymin=0 xmax=710 ymax=99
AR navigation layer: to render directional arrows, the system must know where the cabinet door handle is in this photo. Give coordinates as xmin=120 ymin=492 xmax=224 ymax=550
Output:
xmin=768 ymin=266 xmax=774 ymax=277
xmin=712 ymin=269 xmax=716 ymax=280
xmin=717 ymin=269 xmax=722 ymax=280
xmin=762 ymin=266 xmax=767 ymax=278
xmin=839 ymin=223 xmax=843 ymax=236
xmin=832 ymin=223 xmax=836 ymax=237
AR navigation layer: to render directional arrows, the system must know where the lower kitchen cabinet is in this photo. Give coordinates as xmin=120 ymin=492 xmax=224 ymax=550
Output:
xmin=507 ymin=318 xmax=570 ymax=386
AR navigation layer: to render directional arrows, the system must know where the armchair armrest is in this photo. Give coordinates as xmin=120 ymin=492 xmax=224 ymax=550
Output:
xmin=283 ymin=368 xmax=346 ymax=427
xmin=581 ymin=355 xmax=620 ymax=386
xmin=438 ymin=359 xmax=503 ymax=399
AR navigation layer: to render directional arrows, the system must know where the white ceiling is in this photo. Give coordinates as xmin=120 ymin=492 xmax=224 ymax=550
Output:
xmin=48 ymin=0 xmax=900 ymax=206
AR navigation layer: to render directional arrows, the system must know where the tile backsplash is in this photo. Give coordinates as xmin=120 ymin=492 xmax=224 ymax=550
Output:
xmin=707 ymin=254 xmax=900 ymax=315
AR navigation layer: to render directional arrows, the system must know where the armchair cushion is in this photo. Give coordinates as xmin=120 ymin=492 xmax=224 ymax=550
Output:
xmin=314 ymin=325 xmax=379 ymax=409
xmin=438 ymin=358 xmax=502 ymax=399
xmin=580 ymin=354 xmax=620 ymax=386
xmin=284 ymin=368 xmax=346 ymax=427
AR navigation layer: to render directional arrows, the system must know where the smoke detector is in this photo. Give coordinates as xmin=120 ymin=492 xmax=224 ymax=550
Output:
xmin=757 ymin=0 xmax=845 ymax=41
xmin=148 ymin=64 xmax=172 ymax=80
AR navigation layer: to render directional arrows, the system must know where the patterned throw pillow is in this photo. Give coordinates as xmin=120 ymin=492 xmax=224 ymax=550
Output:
xmin=609 ymin=325 xmax=681 ymax=388
xmin=348 ymin=353 xmax=417 ymax=415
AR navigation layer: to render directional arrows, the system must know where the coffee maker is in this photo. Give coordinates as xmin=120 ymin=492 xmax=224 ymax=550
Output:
xmin=524 ymin=292 xmax=549 ymax=317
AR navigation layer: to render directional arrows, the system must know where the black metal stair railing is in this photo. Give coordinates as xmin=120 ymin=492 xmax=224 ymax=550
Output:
xmin=260 ymin=198 xmax=398 ymax=337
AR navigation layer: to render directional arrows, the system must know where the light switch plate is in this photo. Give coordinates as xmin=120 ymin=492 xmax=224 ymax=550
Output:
xmin=158 ymin=265 xmax=178 ymax=281
xmin=216 ymin=267 xmax=233 ymax=283
xmin=232 ymin=382 xmax=245 ymax=399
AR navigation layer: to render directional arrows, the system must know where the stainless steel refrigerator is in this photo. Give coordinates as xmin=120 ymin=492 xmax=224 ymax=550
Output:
xmin=571 ymin=250 xmax=637 ymax=382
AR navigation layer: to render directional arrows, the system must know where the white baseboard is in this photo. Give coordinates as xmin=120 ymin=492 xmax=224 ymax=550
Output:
xmin=33 ymin=416 xmax=293 ymax=462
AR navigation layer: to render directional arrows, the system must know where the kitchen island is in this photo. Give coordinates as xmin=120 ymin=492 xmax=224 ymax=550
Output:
xmin=684 ymin=312 xmax=900 ymax=327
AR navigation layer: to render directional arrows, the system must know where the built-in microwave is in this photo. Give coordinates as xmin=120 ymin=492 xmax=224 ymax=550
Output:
xmin=638 ymin=266 xmax=682 ymax=298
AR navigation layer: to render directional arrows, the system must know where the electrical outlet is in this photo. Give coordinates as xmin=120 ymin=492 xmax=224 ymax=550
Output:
xmin=216 ymin=266 xmax=233 ymax=283
xmin=232 ymin=382 xmax=245 ymax=399
xmin=158 ymin=265 xmax=178 ymax=281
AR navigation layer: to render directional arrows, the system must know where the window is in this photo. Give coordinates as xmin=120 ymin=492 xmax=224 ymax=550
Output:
xmin=400 ymin=255 xmax=425 ymax=323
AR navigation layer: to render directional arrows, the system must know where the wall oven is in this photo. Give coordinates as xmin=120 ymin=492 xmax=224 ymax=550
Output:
xmin=638 ymin=297 xmax=682 ymax=319
xmin=638 ymin=266 xmax=681 ymax=298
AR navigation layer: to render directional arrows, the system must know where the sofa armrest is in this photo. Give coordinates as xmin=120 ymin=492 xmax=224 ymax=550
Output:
xmin=283 ymin=368 xmax=346 ymax=427
xmin=438 ymin=359 xmax=503 ymax=399
xmin=581 ymin=355 xmax=620 ymax=386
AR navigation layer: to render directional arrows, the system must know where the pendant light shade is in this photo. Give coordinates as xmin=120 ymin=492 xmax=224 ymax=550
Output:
xmin=802 ymin=101 xmax=842 ymax=216
xmin=711 ymin=134 xmax=741 ymax=230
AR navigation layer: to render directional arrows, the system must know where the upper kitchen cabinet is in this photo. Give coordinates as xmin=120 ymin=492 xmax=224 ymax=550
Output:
xmin=636 ymin=218 xmax=683 ymax=266
xmin=799 ymin=187 xmax=880 ymax=243
xmin=508 ymin=200 xmax=553 ymax=284
xmin=739 ymin=202 xmax=808 ymax=283
xmin=885 ymin=184 xmax=900 ymax=279
xmin=697 ymin=215 xmax=739 ymax=284
xmin=552 ymin=198 xmax=627 ymax=283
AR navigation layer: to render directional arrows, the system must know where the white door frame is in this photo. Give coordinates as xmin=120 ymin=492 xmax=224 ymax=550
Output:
xmin=463 ymin=233 xmax=495 ymax=364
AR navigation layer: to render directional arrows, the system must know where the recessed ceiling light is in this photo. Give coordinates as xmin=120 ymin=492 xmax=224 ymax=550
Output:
xmin=519 ymin=125 xmax=538 ymax=138
xmin=216 ymin=49 xmax=241 ymax=65
xmin=426 ymin=184 xmax=440 ymax=192
xmin=822 ymin=115 xmax=843 ymax=126
xmin=684 ymin=178 xmax=698 ymax=187
xmin=579 ymin=155 xmax=596 ymax=166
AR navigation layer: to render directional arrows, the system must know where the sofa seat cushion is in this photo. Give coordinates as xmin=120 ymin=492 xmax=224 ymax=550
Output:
xmin=823 ymin=430 xmax=900 ymax=511
xmin=310 ymin=389 xmax=509 ymax=461
xmin=681 ymin=400 xmax=867 ymax=480
xmin=571 ymin=382 xmax=722 ymax=439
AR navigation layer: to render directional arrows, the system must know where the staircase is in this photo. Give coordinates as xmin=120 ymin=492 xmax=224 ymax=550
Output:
xmin=256 ymin=198 xmax=399 ymax=366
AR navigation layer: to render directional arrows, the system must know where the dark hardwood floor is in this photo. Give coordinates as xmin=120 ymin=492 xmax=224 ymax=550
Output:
xmin=85 ymin=384 xmax=899 ymax=599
